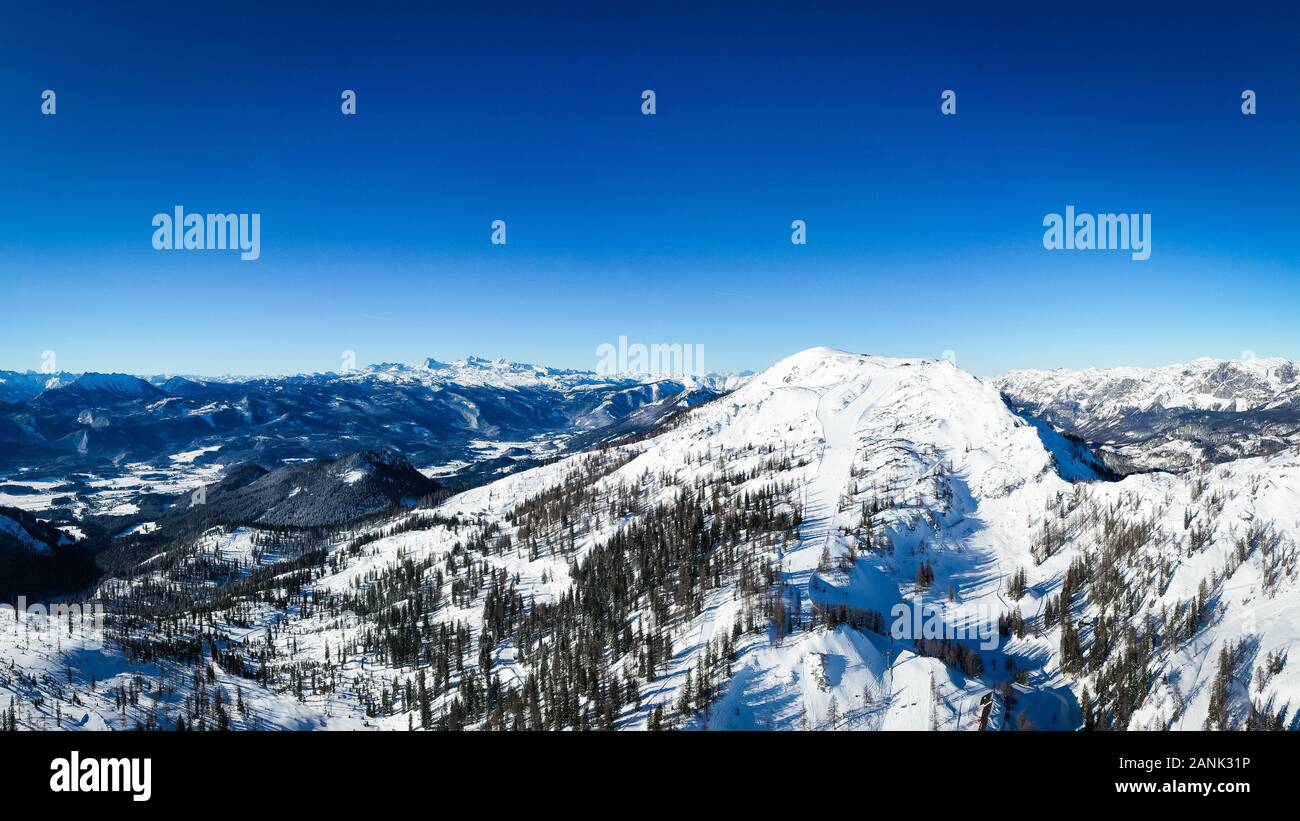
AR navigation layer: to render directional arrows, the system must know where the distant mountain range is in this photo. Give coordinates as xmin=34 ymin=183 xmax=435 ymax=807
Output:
xmin=995 ymin=357 xmax=1300 ymax=472
xmin=0 ymin=357 xmax=741 ymax=478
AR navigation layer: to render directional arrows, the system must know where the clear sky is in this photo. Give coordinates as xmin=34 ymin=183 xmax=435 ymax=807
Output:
xmin=2 ymin=1 xmax=1297 ymax=377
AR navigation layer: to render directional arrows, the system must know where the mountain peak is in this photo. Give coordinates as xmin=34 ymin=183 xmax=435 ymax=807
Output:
xmin=59 ymin=372 xmax=163 ymax=399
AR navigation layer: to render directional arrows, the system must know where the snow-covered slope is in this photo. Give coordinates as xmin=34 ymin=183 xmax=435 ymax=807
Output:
xmin=0 ymin=510 xmax=54 ymax=554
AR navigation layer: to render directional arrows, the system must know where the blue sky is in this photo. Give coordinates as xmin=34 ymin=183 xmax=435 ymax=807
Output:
xmin=1 ymin=1 xmax=1297 ymax=377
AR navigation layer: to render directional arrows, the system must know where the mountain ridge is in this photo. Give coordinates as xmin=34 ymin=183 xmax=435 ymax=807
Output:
xmin=995 ymin=356 xmax=1300 ymax=472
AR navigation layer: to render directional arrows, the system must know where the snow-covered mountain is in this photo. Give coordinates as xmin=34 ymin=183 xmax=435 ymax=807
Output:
xmin=996 ymin=357 xmax=1300 ymax=473
xmin=3 ymin=346 xmax=1297 ymax=733
xmin=0 ymin=370 xmax=77 ymax=404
